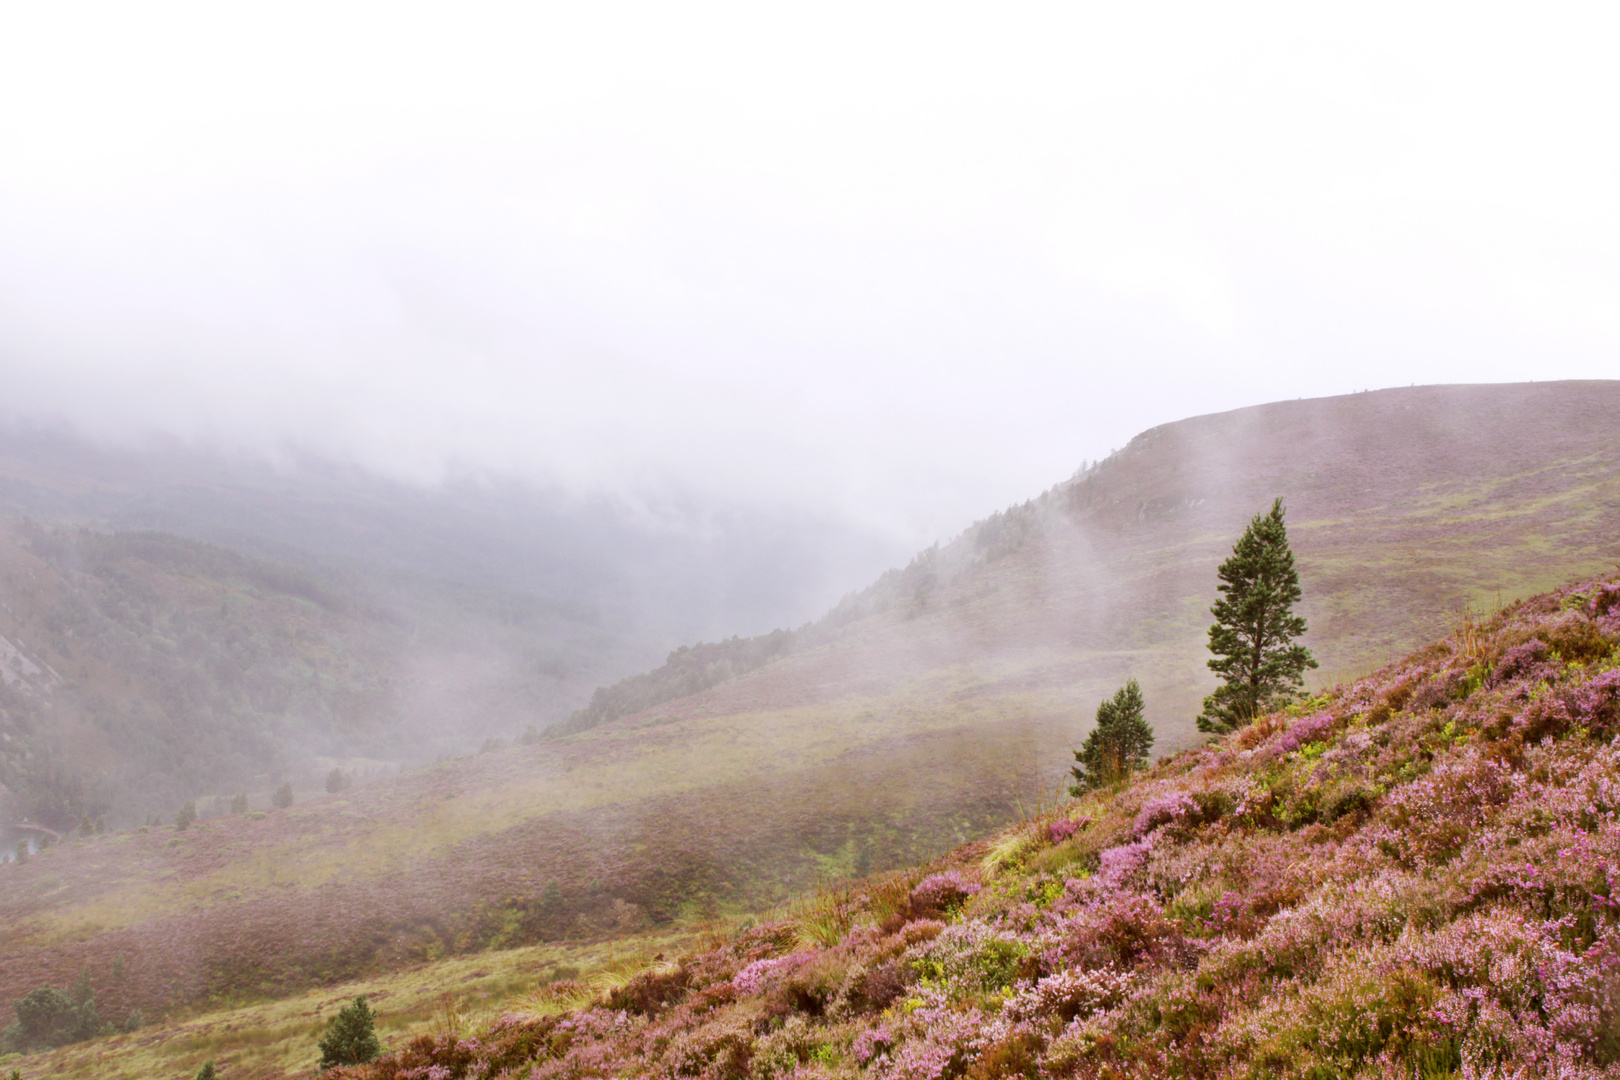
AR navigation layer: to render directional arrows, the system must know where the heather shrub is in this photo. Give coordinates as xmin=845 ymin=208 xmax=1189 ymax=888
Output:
xmin=907 ymin=922 xmax=1027 ymax=995
xmin=658 ymin=1010 xmax=754 ymax=1078
xmin=1045 ymin=816 xmax=1083 ymax=844
xmin=908 ymin=871 xmax=980 ymax=918
xmin=1491 ymin=635 xmax=1551 ymax=684
xmin=606 ymin=964 xmax=690 ymax=1016
xmin=852 ymin=1024 xmax=895 ymax=1065
xmin=1004 ymin=966 xmax=1131 ymax=1023
xmin=844 ymin=960 xmax=913 ymax=1014
xmin=734 ymin=950 xmax=817 ymax=997
xmin=1132 ymin=790 xmax=1198 ymax=837
xmin=1541 ymin=614 xmax=1616 ymax=664
xmin=1408 ymin=670 xmax=1467 ymax=711
xmin=1239 ymin=961 xmax=1444 ymax=1073
xmin=766 ymin=952 xmax=848 ymax=1018
xmin=316 ymin=573 xmax=1620 ymax=1080
xmin=750 ymin=1015 xmax=827 ymax=1079
xmin=1274 ymin=710 xmax=1337 ymax=754
xmin=1095 ymin=838 xmax=1152 ymax=889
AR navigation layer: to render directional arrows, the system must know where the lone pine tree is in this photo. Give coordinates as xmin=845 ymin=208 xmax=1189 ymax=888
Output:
xmin=1070 ymin=678 xmax=1154 ymax=793
xmin=1198 ymin=497 xmax=1317 ymax=734
xmin=317 ymin=995 xmax=381 ymax=1069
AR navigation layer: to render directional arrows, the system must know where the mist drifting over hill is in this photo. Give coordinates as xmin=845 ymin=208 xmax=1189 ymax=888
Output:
xmin=3 ymin=4 xmax=1619 ymax=1076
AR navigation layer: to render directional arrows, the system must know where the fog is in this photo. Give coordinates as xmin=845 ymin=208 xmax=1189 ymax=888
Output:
xmin=7 ymin=9 xmax=1620 ymax=1058
xmin=1 ymin=2 xmax=1616 ymax=556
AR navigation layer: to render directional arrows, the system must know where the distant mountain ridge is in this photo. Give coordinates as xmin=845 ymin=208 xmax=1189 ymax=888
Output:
xmin=0 ymin=426 xmax=903 ymax=824
xmin=568 ymin=380 xmax=1620 ymax=739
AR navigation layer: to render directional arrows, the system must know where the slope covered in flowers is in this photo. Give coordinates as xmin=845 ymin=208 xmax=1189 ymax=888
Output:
xmin=330 ymin=574 xmax=1620 ymax=1079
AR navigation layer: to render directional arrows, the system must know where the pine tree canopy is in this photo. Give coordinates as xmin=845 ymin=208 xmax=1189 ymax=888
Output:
xmin=1197 ymin=497 xmax=1317 ymax=734
xmin=317 ymin=995 xmax=381 ymax=1069
xmin=1070 ymin=678 xmax=1154 ymax=793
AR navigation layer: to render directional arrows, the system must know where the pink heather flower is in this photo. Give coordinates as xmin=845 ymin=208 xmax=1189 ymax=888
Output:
xmin=1134 ymin=790 xmax=1199 ymax=837
xmin=910 ymin=870 xmax=981 ymax=914
xmin=1047 ymin=816 xmax=1087 ymax=844
xmin=1275 ymin=711 xmax=1336 ymax=754
xmin=733 ymin=949 xmax=816 ymax=996
xmin=1097 ymin=838 xmax=1152 ymax=889
xmin=853 ymin=1024 xmax=895 ymax=1065
xmin=1492 ymin=637 xmax=1551 ymax=684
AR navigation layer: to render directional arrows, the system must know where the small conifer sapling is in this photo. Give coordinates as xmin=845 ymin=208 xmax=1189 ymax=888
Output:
xmin=317 ymin=994 xmax=381 ymax=1069
xmin=1069 ymin=679 xmax=1154 ymax=793
xmin=1198 ymin=497 xmax=1317 ymax=734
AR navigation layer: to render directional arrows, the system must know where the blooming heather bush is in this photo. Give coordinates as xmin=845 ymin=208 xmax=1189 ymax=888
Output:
xmin=324 ymin=573 xmax=1620 ymax=1080
xmin=1045 ymin=816 xmax=1085 ymax=844
xmin=907 ymin=871 xmax=980 ymax=917
xmin=1095 ymin=837 xmax=1152 ymax=889
xmin=1273 ymin=709 xmax=1337 ymax=755
xmin=906 ymin=922 xmax=1028 ymax=995
xmin=1132 ymin=790 xmax=1199 ymax=837
xmin=733 ymin=949 xmax=818 ymax=997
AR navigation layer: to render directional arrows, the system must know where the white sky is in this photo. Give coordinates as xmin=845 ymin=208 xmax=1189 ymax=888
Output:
xmin=1 ymin=1 xmax=1616 ymax=547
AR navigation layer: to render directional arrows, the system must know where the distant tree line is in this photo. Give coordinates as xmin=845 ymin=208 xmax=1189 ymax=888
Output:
xmin=0 ymin=524 xmax=411 ymax=829
xmin=555 ymin=630 xmax=797 ymax=734
xmin=2 ymin=972 xmax=141 ymax=1054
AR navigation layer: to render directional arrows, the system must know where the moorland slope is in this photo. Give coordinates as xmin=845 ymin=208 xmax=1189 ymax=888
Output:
xmin=575 ymin=381 xmax=1620 ymax=747
xmin=313 ymin=570 xmax=1620 ymax=1079
xmin=4 ymin=382 xmax=1619 ymax=1036
xmin=28 ymin=564 xmax=1620 ymax=1078
xmin=0 ymin=426 xmax=900 ymax=823
xmin=0 ymin=519 xmax=578 ymax=828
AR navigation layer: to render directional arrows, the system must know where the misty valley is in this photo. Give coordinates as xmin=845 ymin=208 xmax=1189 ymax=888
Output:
xmin=4 ymin=381 xmax=1620 ymax=1078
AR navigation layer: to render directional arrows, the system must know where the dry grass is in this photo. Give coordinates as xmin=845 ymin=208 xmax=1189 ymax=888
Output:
xmin=7 ymin=928 xmax=694 ymax=1080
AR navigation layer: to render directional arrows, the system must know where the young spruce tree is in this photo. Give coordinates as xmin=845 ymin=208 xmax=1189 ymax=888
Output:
xmin=317 ymin=995 xmax=381 ymax=1069
xmin=1197 ymin=497 xmax=1317 ymax=734
xmin=1069 ymin=678 xmax=1154 ymax=793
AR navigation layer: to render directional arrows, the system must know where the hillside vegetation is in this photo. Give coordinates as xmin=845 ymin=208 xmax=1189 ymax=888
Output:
xmin=0 ymin=519 xmax=582 ymax=828
xmin=0 ymin=424 xmax=901 ymax=826
xmin=4 ymin=382 xmax=1619 ymax=1038
xmin=309 ymin=570 xmax=1620 ymax=1079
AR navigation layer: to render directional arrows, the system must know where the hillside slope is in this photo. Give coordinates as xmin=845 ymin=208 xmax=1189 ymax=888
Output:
xmin=0 ymin=424 xmax=898 ymax=686
xmin=311 ymin=569 xmax=1620 ymax=1079
xmin=576 ymin=380 xmax=1620 ymax=750
xmin=3 ymin=382 xmax=1617 ymax=1035
xmin=0 ymin=517 xmax=621 ymax=825
xmin=0 ymin=425 xmax=900 ymax=825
